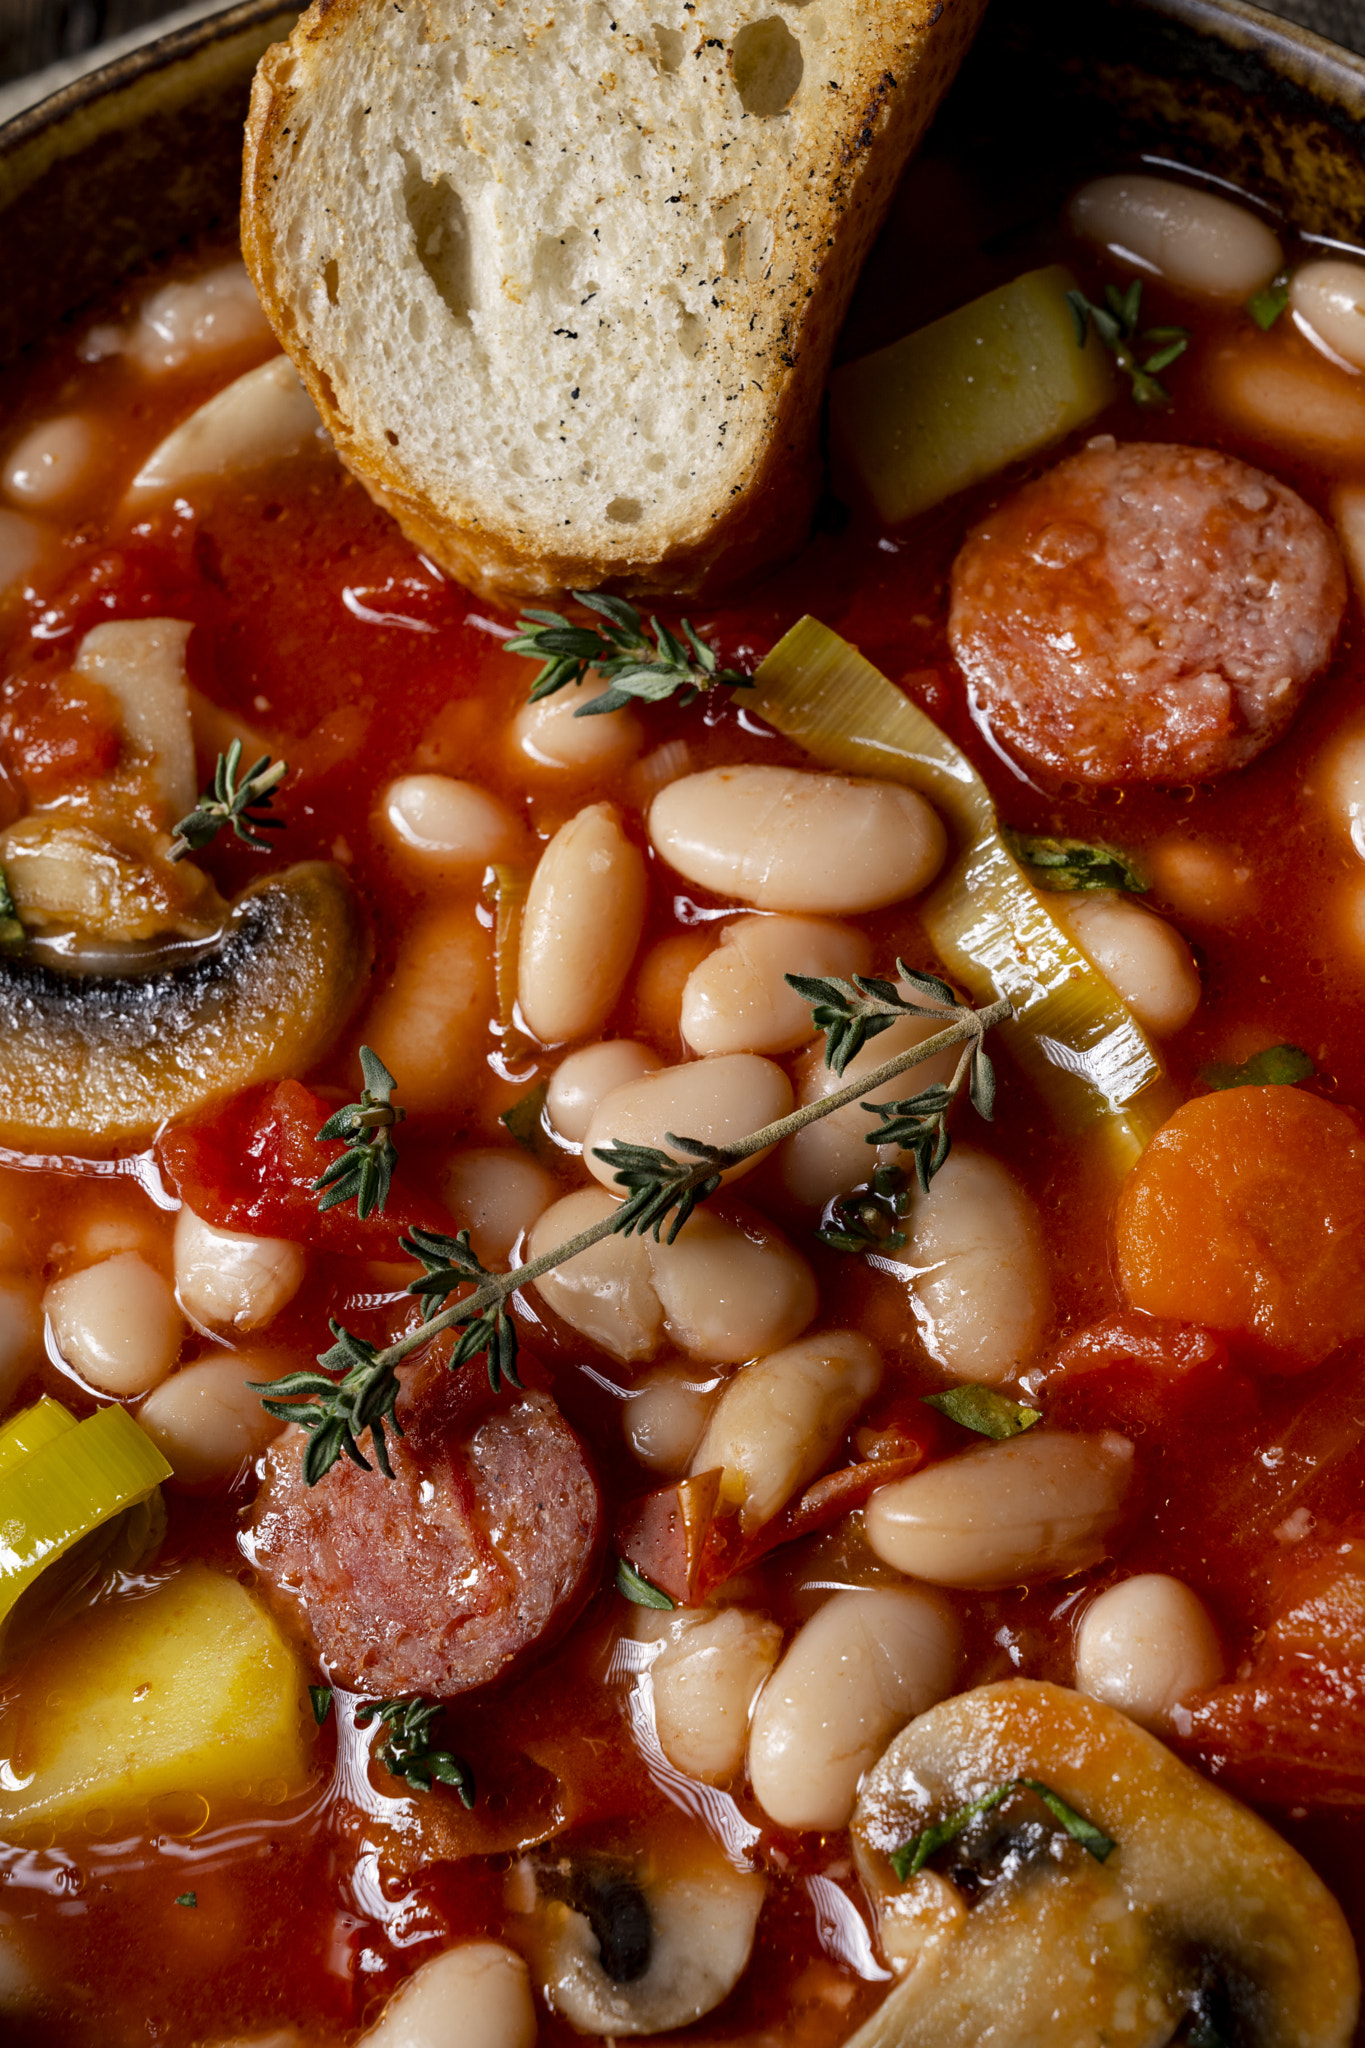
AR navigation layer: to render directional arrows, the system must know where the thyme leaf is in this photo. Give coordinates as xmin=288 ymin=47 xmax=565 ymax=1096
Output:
xmin=786 ymin=960 xmax=960 ymax=1077
xmin=0 ymin=865 xmax=23 ymax=955
xmin=616 ymin=1558 xmax=676 ymax=1609
xmin=816 ymin=1163 xmax=912 ymax=1255
xmin=1067 ymin=280 xmax=1189 ymax=406
xmin=175 ymin=1892 xmax=197 ymax=1908
xmin=506 ymin=591 xmax=751 ymax=716
xmin=167 ymin=739 xmax=288 ymax=861
xmin=253 ymin=1320 xmax=404 ymax=1483
xmin=923 ymin=1386 xmax=1042 ymax=1439
xmin=357 ymin=1695 xmax=476 ymax=1805
xmin=1200 ymin=1043 xmax=1314 ymax=1091
xmin=310 ymin=1686 xmax=334 ymax=1726
xmin=889 ymin=1778 xmax=1115 ymax=1882
xmin=1246 ymin=271 xmax=1290 ymax=331
xmin=1004 ymin=829 xmax=1148 ymax=896
xmin=399 ymin=1226 xmax=523 ymax=1392
xmin=313 ymin=1046 xmax=406 ymax=1221
xmin=500 ymin=1078 xmax=555 ymax=1162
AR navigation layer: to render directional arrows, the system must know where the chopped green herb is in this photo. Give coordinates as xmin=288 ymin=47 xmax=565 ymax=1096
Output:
xmin=0 ymin=865 xmax=22 ymax=955
xmin=168 ymin=738 xmax=288 ymax=861
xmin=1246 ymin=272 xmax=1290 ymax=331
xmin=507 ymin=591 xmax=751 ymax=716
xmin=1005 ymin=829 xmax=1148 ymax=896
xmin=924 ymin=1386 xmax=1042 ymax=1440
xmin=1066 ymin=279 xmax=1190 ymax=406
xmin=1200 ymin=1044 xmax=1315 ymax=1092
xmin=889 ymin=1777 xmax=1115 ymax=1881
xmin=616 ymin=1558 xmax=676 ymax=1610
xmin=175 ymin=1892 xmax=197 ymax=1908
xmin=500 ymin=1078 xmax=554 ymax=1162
xmin=309 ymin=1685 xmax=333 ymax=1726
xmin=313 ymin=1046 xmax=405 ymax=1221
xmin=356 ymin=1694 xmax=476 ymax=1804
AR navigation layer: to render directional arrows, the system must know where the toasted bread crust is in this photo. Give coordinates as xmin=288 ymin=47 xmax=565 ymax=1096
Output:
xmin=243 ymin=0 xmax=985 ymax=604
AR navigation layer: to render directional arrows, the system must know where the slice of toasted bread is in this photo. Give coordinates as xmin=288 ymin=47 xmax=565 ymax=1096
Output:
xmin=242 ymin=0 xmax=984 ymax=604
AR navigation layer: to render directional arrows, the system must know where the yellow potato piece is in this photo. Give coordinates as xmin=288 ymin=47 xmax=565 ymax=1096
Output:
xmin=0 ymin=1563 xmax=315 ymax=1837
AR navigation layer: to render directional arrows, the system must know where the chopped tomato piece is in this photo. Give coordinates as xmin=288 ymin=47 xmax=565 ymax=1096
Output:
xmin=1183 ymin=1535 xmax=1365 ymax=1804
xmin=0 ymin=672 xmax=122 ymax=802
xmin=156 ymin=1080 xmax=448 ymax=1257
xmin=1115 ymin=1088 xmax=1365 ymax=1370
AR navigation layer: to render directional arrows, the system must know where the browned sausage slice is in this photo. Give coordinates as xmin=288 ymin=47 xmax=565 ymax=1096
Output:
xmin=246 ymin=1385 xmax=603 ymax=1697
xmin=948 ymin=438 xmax=1346 ymax=785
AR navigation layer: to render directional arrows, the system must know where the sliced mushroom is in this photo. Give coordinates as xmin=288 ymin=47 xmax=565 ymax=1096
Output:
xmin=0 ymin=862 xmax=368 ymax=1148
xmin=515 ymin=1833 xmax=765 ymax=2036
xmin=127 ymin=356 xmax=323 ymax=501
xmin=846 ymin=1678 xmax=1358 ymax=2048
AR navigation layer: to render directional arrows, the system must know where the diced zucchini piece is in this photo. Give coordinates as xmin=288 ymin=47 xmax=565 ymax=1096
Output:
xmin=830 ymin=265 xmax=1117 ymax=525
xmin=0 ymin=1563 xmax=316 ymax=1836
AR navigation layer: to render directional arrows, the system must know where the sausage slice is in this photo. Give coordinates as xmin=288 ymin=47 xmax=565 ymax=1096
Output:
xmin=247 ymin=1385 xmax=603 ymax=1697
xmin=948 ymin=438 xmax=1346 ymax=785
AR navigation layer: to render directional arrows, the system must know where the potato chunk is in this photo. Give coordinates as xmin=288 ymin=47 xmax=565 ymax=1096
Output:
xmin=0 ymin=1564 xmax=315 ymax=1836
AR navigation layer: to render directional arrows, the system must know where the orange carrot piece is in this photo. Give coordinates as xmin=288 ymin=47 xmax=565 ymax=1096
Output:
xmin=1115 ymin=1087 xmax=1365 ymax=1371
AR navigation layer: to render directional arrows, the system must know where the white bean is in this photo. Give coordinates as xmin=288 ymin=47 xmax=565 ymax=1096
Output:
xmin=527 ymin=1189 xmax=662 ymax=1362
xmin=646 ymin=1201 xmax=817 ymax=1364
xmin=1216 ymin=347 xmax=1365 ymax=461
xmin=1308 ymin=713 xmax=1365 ymax=858
xmin=174 ymin=1207 xmax=305 ymax=1333
xmin=1145 ymin=836 xmax=1254 ymax=922
xmin=880 ymin=1146 xmax=1050 ymax=1384
xmin=136 ymin=1353 xmax=288 ymax=1485
xmin=1074 ymin=1573 xmax=1224 ymax=1731
xmin=379 ymin=774 xmax=522 ymax=875
xmin=129 ymin=261 xmax=274 ymax=374
xmin=510 ymin=675 xmax=643 ymax=772
xmin=623 ymin=1364 xmax=719 ymax=1472
xmin=547 ymin=1040 xmax=662 ymax=1143
xmin=680 ymin=915 xmax=871 ymax=1057
xmin=3 ymin=416 xmax=98 ymax=508
xmin=1054 ymin=891 xmax=1200 ymax=1038
xmin=690 ymin=1329 xmax=881 ymax=1531
xmin=443 ymin=1148 xmax=557 ymax=1264
xmin=582 ymin=1054 xmax=792 ymax=1192
xmin=357 ymin=1941 xmax=537 ymax=2048
xmin=775 ymin=999 xmax=960 ymax=1210
xmin=649 ymin=766 xmax=946 ymax=914
xmin=1291 ymin=257 xmax=1365 ymax=372
xmin=864 ymin=1429 xmax=1134 ymax=1589
xmin=636 ymin=1604 xmax=783 ymax=1783
xmin=0 ymin=1277 xmax=41 ymax=1408
xmin=45 ymin=1252 xmax=184 ymax=1398
xmin=1336 ymin=482 xmax=1365 ymax=621
xmin=128 ymin=357 xmax=321 ymax=500
xmin=0 ymin=509 xmax=50 ymax=599
xmin=73 ymin=618 xmax=196 ymax=822
xmin=527 ymin=1191 xmax=815 ymax=1364
xmin=518 ymin=803 xmax=646 ymax=1044
xmin=1068 ymin=173 xmax=1282 ymax=298
xmin=363 ymin=904 xmax=494 ymax=1110
xmin=748 ymin=1588 xmax=961 ymax=1832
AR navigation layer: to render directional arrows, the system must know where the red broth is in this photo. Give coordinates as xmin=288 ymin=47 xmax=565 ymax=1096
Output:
xmin=1 ymin=168 xmax=1365 ymax=2044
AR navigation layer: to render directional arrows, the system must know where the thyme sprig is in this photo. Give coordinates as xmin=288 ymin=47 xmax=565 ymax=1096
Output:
xmin=1066 ymin=279 xmax=1189 ymax=406
xmin=313 ymin=1047 xmax=406 ymax=1221
xmin=167 ymin=739 xmax=288 ymax=861
xmin=357 ymin=1695 xmax=476 ymax=1805
xmin=506 ymin=591 xmax=750 ymax=717
xmin=262 ymin=983 xmax=1011 ymax=1482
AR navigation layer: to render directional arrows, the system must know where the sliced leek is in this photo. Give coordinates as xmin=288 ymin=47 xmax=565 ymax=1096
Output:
xmin=751 ymin=618 xmax=1173 ymax=1172
xmin=0 ymin=1400 xmax=171 ymax=1648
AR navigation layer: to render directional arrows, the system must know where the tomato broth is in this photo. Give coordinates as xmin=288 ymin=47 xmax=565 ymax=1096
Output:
xmin=0 ymin=143 xmax=1364 ymax=2048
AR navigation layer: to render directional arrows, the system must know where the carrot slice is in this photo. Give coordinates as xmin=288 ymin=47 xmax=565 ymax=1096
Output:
xmin=1115 ymin=1087 xmax=1365 ymax=1371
